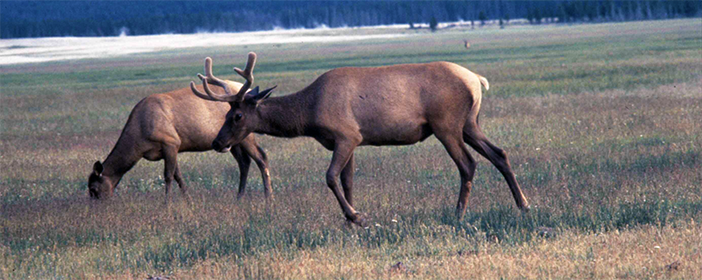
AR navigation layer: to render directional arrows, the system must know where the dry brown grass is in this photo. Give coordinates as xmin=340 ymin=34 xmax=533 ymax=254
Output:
xmin=102 ymin=221 xmax=698 ymax=280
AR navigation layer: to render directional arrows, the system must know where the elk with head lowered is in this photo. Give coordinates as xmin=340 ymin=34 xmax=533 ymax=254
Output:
xmin=88 ymin=78 xmax=272 ymax=202
xmin=191 ymin=52 xmax=529 ymax=226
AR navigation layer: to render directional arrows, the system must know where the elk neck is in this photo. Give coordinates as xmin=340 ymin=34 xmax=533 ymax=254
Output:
xmin=101 ymin=133 xmax=141 ymax=180
xmin=253 ymin=92 xmax=310 ymax=138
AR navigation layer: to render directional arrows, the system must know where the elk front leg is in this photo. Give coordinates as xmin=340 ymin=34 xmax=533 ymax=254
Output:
xmin=327 ymin=140 xmax=363 ymax=226
xmin=231 ymin=145 xmax=251 ymax=199
xmin=173 ymin=162 xmax=191 ymax=203
xmin=340 ymin=153 xmax=355 ymax=207
xmin=241 ymin=143 xmax=272 ymax=199
xmin=162 ymin=145 xmax=180 ymax=205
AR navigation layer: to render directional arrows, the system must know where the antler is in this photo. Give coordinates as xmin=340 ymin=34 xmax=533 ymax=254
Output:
xmin=190 ymin=52 xmax=258 ymax=102
xmin=189 ymin=57 xmax=232 ymax=101
xmin=233 ymin=52 xmax=257 ymax=102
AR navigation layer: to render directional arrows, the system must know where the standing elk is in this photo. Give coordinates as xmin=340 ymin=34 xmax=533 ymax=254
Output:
xmin=88 ymin=82 xmax=272 ymax=202
xmin=191 ymin=52 xmax=529 ymax=226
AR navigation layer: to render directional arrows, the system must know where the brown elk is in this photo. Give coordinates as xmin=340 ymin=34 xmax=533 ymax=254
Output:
xmin=191 ymin=52 xmax=529 ymax=226
xmin=88 ymin=82 xmax=272 ymax=202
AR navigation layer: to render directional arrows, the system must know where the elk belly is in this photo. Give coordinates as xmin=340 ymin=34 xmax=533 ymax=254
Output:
xmin=360 ymin=122 xmax=432 ymax=146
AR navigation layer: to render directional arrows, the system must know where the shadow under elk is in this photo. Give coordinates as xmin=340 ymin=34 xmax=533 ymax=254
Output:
xmin=88 ymin=82 xmax=272 ymax=202
xmin=191 ymin=52 xmax=529 ymax=226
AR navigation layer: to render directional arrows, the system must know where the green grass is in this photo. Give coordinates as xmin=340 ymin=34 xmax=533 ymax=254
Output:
xmin=1 ymin=19 xmax=701 ymax=279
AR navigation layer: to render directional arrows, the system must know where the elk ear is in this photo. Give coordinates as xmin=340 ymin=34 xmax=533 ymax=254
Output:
xmin=248 ymin=85 xmax=276 ymax=104
xmin=247 ymin=86 xmax=261 ymax=96
xmin=93 ymin=161 xmax=103 ymax=176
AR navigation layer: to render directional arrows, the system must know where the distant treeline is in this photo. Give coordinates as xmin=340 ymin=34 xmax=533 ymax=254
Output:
xmin=2 ymin=1 xmax=700 ymax=39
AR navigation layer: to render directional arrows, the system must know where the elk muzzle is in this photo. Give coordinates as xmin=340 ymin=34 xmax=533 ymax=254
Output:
xmin=87 ymin=177 xmax=114 ymax=200
xmin=212 ymin=139 xmax=232 ymax=153
xmin=88 ymin=186 xmax=113 ymax=199
xmin=89 ymin=187 xmax=100 ymax=199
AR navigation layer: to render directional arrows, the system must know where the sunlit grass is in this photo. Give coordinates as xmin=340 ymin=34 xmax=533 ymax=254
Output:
xmin=1 ymin=19 xmax=701 ymax=279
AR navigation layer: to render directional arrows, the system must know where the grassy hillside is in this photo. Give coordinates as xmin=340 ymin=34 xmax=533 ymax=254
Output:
xmin=1 ymin=19 xmax=701 ymax=279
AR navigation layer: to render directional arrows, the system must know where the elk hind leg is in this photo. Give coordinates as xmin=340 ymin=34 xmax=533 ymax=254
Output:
xmin=327 ymin=140 xmax=363 ymax=225
xmin=435 ymin=132 xmax=477 ymax=219
xmin=463 ymin=125 xmax=529 ymax=211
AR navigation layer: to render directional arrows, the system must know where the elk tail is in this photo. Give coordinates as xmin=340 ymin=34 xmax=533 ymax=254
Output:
xmin=477 ymin=75 xmax=489 ymax=91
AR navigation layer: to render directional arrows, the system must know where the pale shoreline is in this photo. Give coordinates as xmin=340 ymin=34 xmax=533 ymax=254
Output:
xmin=0 ymin=28 xmax=408 ymax=65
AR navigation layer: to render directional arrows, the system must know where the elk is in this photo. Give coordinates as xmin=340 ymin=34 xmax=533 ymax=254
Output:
xmin=191 ymin=52 xmax=529 ymax=226
xmin=88 ymin=82 xmax=272 ymax=202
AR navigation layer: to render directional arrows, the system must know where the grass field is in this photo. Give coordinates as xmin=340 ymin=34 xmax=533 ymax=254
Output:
xmin=1 ymin=19 xmax=701 ymax=279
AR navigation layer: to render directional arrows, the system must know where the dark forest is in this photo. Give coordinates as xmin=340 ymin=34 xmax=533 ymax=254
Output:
xmin=2 ymin=1 xmax=700 ymax=39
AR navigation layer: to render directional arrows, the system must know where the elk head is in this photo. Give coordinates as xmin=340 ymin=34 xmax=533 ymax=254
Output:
xmin=190 ymin=52 xmax=276 ymax=152
xmin=88 ymin=161 xmax=115 ymax=199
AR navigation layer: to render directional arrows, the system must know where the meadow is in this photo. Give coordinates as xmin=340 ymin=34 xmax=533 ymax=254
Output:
xmin=1 ymin=19 xmax=701 ymax=279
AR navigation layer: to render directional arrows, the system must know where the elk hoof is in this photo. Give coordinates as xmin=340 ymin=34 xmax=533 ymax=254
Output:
xmin=264 ymin=191 xmax=275 ymax=201
xmin=519 ymin=205 xmax=531 ymax=213
xmin=455 ymin=208 xmax=468 ymax=220
xmin=183 ymin=194 xmax=194 ymax=207
xmin=347 ymin=212 xmax=368 ymax=228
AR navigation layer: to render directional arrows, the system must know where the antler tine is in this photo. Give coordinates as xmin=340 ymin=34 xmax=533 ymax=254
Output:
xmin=203 ymin=57 xmax=229 ymax=89
xmin=199 ymin=74 xmax=241 ymax=102
xmin=232 ymin=52 xmax=257 ymax=102
xmin=191 ymin=57 xmax=240 ymax=102
xmin=190 ymin=81 xmax=217 ymax=101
